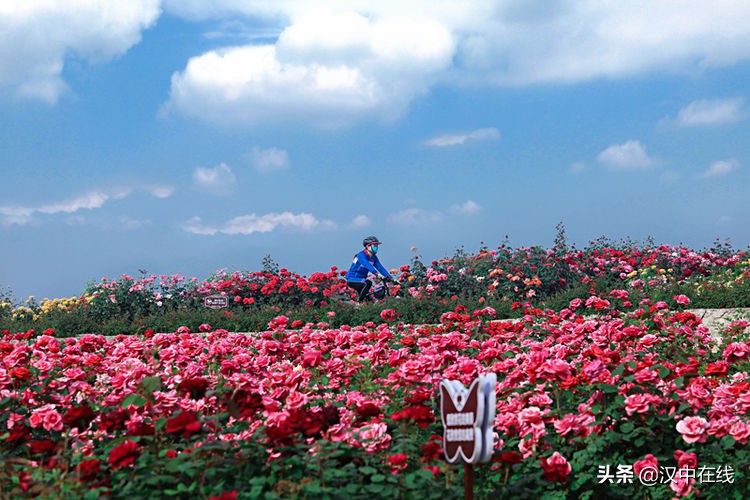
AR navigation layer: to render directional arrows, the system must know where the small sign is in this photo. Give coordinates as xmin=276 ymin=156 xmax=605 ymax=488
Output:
xmin=203 ymin=294 xmax=229 ymax=310
xmin=440 ymin=373 xmax=497 ymax=464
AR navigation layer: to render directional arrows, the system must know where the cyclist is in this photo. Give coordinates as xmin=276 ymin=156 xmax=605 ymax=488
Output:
xmin=346 ymin=236 xmax=395 ymax=302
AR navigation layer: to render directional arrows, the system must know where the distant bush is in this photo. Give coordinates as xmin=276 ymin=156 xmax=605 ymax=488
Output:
xmin=1 ymin=239 xmax=748 ymax=336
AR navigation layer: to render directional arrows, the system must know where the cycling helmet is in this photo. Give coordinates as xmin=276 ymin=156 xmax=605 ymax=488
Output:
xmin=362 ymin=236 xmax=381 ymax=247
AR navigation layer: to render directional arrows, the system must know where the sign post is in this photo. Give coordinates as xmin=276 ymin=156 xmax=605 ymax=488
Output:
xmin=439 ymin=373 xmax=497 ymax=500
xmin=203 ymin=294 xmax=229 ymax=310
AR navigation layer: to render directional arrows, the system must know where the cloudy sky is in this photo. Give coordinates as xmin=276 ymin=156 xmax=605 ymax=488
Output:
xmin=2 ymin=1 xmax=749 ymax=300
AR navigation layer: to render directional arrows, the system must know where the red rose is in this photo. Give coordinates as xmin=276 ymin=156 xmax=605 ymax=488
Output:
xmin=63 ymin=404 xmax=96 ymax=430
xmin=539 ymin=452 xmax=571 ymax=483
xmin=165 ymin=411 xmax=201 ymax=439
xmin=177 ymin=377 xmax=209 ymax=399
xmin=10 ymin=367 xmax=32 ymax=381
xmin=704 ymin=361 xmax=728 ymax=376
xmin=8 ymin=424 xmax=31 ymax=443
xmin=500 ymin=451 xmax=524 ymax=465
xmin=28 ymin=439 xmax=57 ymax=455
xmin=380 ymin=309 xmax=398 ymax=322
xmin=108 ymin=440 xmax=140 ymax=470
xmin=387 ymin=453 xmax=409 ymax=474
xmin=77 ymin=459 xmax=101 ymax=483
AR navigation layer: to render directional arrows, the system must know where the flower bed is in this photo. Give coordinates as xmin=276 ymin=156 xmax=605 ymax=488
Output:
xmin=2 ymin=241 xmax=749 ymax=337
xmin=2 ymin=294 xmax=749 ymax=498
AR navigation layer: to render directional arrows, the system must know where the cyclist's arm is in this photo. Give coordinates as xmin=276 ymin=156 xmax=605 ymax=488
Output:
xmin=357 ymin=252 xmax=381 ymax=277
xmin=373 ymin=257 xmax=393 ymax=279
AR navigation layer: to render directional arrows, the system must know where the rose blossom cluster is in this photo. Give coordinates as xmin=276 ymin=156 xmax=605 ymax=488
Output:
xmin=2 ymin=295 xmax=749 ymax=496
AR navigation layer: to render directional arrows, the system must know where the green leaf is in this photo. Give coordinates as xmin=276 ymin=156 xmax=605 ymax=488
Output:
xmin=370 ymin=474 xmax=386 ymax=483
xmin=721 ymin=435 xmax=736 ymax=449
xmin=620 ymin=421 xmax=635 ymax=434
xmin=120 ymin=393 xmax=147 ymax=408
xmin=139 ymin=375 xmax=162 ymax=395
xmin=359 ymin=466 xmax=378 ymax=475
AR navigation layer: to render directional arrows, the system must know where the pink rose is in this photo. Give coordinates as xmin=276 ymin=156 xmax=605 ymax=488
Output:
xmin=380 ymin=309 xmax=398 ymax=322
xmin=633 ymin=453 xmax=658 ymax=477
xmin=624 ymin=393 xmax=659 ymax=416
xmin=284 ymin=390 xmax=308 ymax=410
xmin=301 ymin=349 xmax=323 ymax=367
xmin=670 ymin=475 xmax=698 ymax=498
xmin=673 ymin=294 xmax=690 ymax=305
xmin=723 ymin=342 xmax=750 ymax=364
xmin=673 ymin=450 xmax=698 ymax=469
xmin=676 ymin=416 xmax=709 ymax=444
xmin=539 ymin=451 xmax=571 ymax=483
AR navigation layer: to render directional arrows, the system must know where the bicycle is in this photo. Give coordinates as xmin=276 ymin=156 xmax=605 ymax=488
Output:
xmin=332 ymin=276 xmax=402 ymax=305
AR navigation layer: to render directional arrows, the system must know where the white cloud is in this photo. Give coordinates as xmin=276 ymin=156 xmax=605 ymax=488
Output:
xmin=148 ymin=186 xmax=175 ymax=198
xmin=159 ymin=2 xmax=750 ymax=127
xmin=8 ymin=2 xmax=750 ymax=119
xmin=0 ymin=1 xmax=160 ymax=104
xmin=450 ymin=200 xmax=481 ymax=215
xmin=673 ymin=98 xmax=745 ymax=126
xmin=597 ymin=140 xmax=657 ymax=170
xmin=0 ymin=186 xmax=169 ymax=226
xmin=183 ymin=211 xmax=322 ymax=235
xmin=424 ymin=128 xmax=499 ymax=147
xmin=702 ymin=159 xmax=739 ymax=178
xmin=182 ymin=216 xmax=218 ymax=235
xmin=164 ymin=11 xmax=454 ymax=127
xmin=249 ymin=147 xmax=290 ymax=173
xmin=0 ymin=205 xmax=34 ymax=226
xmin=388 ymin=208 xmax=443 ymax=225
xmin=570 ymin=162 xmax=586 ymax=174
xmin=36 ymin=191 xmax=110 ymax=214
xmin=351 ymin=215 xmax=371 ymax=228
xmin=193 ymin=163 xmax=236 ymax=194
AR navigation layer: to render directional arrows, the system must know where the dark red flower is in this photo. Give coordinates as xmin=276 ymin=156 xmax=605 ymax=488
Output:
xmin=99 ymin=409 xmax=129 ymax=432
xmin=704 ymin=361 xmax=728 ymax=376
xmin=420 ymin=435 xmax=443 ymax=462
xmin=539 ymin=452 xmax=571 ymax=483
xmin=354 ymin=400 xmax=382 ymax=418
xmin=165 ymin=411 xmax=201 ymax=439
xmin=390 ymin=405 xmax=435 ymax=429
xmin=28 ymin=440 xmax=57 ymax=455
xmin=63 ymin=404 xmax=96 ymax=430
xmin=500 ymin=451 xmax=524 ymax=465
xmin=108 ymin=440 xmax=140 ymax=470
xmin=8 ymin=423 xmax=30 ymax=444
xmin=226 ymin=390 xmax=263 ymax=419
xmin=178 ymin=377 xmax=209 ymax=399
xmin=10 ymin=367 xmax=32 ymax=381
xmin=77 ymin=459 xmax=101 ymax=483
xmin=387 ymin=453 xmax=409 ymax=474
xmin=126 ymin=421 xmax=155 ymax=437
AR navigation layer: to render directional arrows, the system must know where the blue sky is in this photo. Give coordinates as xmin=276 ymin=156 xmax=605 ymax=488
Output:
xmin=1 ymin=1 xmax=749 ymax=301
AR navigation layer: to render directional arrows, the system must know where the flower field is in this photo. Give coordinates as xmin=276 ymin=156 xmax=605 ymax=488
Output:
xmin=2 ymin=239 xmax=749 ymax=336
xmin=2 ymin=240 xmax=750 ymax=498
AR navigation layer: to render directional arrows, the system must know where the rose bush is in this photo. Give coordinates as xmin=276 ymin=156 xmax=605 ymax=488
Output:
xmin=2 ymin=293 xmax=749 ymax=498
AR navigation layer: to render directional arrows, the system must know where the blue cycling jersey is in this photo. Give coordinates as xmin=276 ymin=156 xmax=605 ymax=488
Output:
xmin=346 ymin=250 xmax=391 ymax=282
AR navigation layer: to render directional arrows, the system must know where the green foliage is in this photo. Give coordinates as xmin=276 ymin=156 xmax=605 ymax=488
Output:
xmin=2 ymin=239 xmax=749 ymax=336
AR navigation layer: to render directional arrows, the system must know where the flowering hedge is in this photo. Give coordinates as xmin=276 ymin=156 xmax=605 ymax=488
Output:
xmin=2 ymin=293 xmax=749 ymax=498
xmin=2 ymin=241 xmax=749 ymax=336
